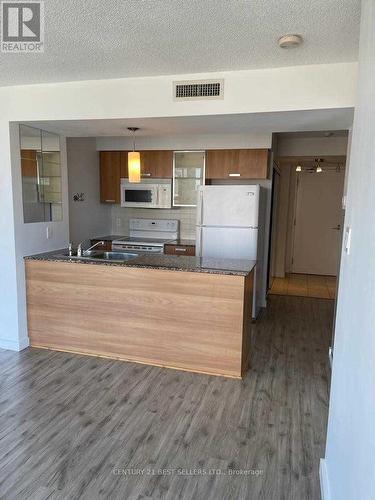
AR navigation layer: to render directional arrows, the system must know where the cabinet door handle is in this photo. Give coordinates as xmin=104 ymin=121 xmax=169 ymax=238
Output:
xmin=228 ymin=173 xmax=241 ymax=177
xmin=142 ymin=173 xmax=151 ymax=177
xmin=175 ymin=247 xmax=187 ymax=252
xmin=105 ymin=199 xmax=116 ymax=202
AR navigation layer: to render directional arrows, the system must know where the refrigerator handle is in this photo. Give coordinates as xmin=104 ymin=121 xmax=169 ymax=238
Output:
xmin=196 ymin=227 xmax=202 ymax=257
xmin=197 ymin=188 xmax=204 ymax=226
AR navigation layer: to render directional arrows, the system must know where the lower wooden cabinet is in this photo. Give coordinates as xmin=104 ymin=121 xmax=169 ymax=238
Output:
xmin=206 ymin=149 xmax=269 ymax=179
xmin=164 ymin=243 xmax=196 ymax=256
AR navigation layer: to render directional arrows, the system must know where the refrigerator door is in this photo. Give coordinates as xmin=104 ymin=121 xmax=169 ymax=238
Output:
xmin=199 ymin=185 xmax=260 ymax=228
xmin=199 ymin=226 xmax=258 ymax=260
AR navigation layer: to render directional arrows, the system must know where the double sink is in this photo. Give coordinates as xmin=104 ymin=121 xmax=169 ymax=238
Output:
xmin=63 ymin=250 xmax=140 ymax=262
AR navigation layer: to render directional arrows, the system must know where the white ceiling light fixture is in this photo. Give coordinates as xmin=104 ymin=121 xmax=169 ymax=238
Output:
xmin=127 ymin=127 xmax=141 ymax=183
xmin=278 ymin=34 xmax=303 ymax=49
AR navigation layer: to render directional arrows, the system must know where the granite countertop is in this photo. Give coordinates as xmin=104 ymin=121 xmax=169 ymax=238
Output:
xmin=24 ymin=249 xmax=256 ymax=276
xmin=91 ymin=235 xmax=126 ymax=241
xmin=93 ymin=236 xmax=196 ymax=246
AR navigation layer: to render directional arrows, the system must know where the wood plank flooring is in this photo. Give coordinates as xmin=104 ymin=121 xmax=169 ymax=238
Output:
xmin=0 ymin=296 xmax=333 ymax=500
xmin=270 ymin=274 xmax=337 ymax=299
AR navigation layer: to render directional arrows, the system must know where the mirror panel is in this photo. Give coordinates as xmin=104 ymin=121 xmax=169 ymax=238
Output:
xmin=20 ymin=125 xmax=62 ymax=223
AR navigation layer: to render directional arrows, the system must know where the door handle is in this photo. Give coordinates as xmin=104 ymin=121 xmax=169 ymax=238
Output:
xmin=331 ymin=224 xmax=341 ymax=230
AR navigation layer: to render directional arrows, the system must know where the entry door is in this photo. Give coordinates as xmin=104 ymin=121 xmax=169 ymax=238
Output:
xmin=292 ymin=169 xmax=345 ymax=276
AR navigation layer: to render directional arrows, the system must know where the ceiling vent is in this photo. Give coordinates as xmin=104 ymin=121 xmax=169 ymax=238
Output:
xmin=173 ymin=79 xmax=224 ymax=101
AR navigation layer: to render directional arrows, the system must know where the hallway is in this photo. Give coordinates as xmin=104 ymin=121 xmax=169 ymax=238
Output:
xmin=0 ymin=296 xmax=333 ymax=499
xmin=270 ymin=273 xmax=337 ymax=299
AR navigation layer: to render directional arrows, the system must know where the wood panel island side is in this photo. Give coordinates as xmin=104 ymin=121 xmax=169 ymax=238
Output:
xmin=25 ymin=254 xmax=255 ymax=378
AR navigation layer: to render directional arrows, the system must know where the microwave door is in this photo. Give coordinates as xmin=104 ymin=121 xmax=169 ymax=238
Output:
xmin=122 ymin=186 xmax=154 ymax=207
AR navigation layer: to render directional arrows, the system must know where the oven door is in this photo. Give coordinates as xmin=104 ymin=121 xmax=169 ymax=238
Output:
xmin=121 ymin=183 xmax=157 ymax=208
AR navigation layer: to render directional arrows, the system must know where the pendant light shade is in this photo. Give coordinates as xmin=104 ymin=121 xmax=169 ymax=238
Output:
xmin=127 ymin=127 xmax=141 ymax=183
xmin=128 ymin=151 xmax=141 ymax=183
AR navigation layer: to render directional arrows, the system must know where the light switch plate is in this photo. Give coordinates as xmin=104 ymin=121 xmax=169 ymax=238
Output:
xmin=344 ymin=226 xmax=351 ymax=255
xmin=46 ymin=226 xmax=52 ymax=239
xmin=342 ymin=195 xmax=347 ymax=210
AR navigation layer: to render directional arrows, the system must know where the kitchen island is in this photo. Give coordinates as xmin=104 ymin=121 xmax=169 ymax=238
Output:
xmin=25 ymin=251 xmax=255 ymax=378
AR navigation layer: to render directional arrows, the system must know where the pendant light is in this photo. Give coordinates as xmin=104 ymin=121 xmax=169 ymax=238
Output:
xmin=127 ymin=127 xmax=141 ymax=183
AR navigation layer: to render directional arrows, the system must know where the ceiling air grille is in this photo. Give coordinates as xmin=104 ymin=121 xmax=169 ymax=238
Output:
xmin=173 ymin=79 xmax=224 ymax=100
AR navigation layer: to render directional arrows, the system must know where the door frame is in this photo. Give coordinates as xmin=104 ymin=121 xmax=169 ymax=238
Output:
xmin=267 ymin=164 xmax=281 ymax=291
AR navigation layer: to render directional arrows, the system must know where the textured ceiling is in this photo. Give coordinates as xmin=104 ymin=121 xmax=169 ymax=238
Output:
xmin=22 ymin=109 xmax=354 ymax=137
xmin=0 ymin=0 xmax=360 ymax=87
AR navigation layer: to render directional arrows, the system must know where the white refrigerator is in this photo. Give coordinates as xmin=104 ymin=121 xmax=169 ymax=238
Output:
xmin=196 ymin=185 xmax=265 ymax=318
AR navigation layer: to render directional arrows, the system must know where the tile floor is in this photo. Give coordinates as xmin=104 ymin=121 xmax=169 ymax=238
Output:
xmin=269 ymin=273 xmax=337 ymax=299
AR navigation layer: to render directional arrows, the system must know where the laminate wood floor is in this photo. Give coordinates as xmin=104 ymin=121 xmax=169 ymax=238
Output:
xmin=270 ymin=274 xmax=337 ymax=299
xmin=0 ymin=296 xmax=333 ymax=500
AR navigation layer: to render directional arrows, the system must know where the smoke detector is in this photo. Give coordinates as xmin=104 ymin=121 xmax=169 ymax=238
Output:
xmin=278 ymin=34 xmax=303 ymax=49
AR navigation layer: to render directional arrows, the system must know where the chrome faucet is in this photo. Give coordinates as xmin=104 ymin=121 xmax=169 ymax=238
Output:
xmin=77 ymin=240 xmax=105 ymax=257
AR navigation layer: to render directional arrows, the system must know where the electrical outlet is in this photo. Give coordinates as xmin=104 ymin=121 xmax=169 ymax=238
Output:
xmin=116 ymin=217 xmax=122 ymax=227
xmin=46 ymin=226 xmax=52 ymax=240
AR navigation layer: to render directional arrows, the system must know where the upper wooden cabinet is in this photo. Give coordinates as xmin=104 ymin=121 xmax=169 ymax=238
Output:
xmin=117 ymin=150 xmax=173 ymax=179
xmin=100 ymin=151 xmax=121 ymax=204
xmin=140 ymin=150 xmax=173 ymax=178
xmin=99 ymin=150 xmax=172 ymax=204
xmin=205 ymin=149 xmax=269 ymax=179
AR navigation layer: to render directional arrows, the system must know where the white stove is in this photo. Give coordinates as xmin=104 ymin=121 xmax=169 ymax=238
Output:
xmin=112 ymin=219 xmax=179 ymax=254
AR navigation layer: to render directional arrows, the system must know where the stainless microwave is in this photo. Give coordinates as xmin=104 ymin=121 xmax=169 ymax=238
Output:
xmin=120 ymin=179 xmax=172 ymax=209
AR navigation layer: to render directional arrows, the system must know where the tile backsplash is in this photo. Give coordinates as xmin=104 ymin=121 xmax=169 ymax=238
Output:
xmin=111 ymin=206 xmax=197 ymax=240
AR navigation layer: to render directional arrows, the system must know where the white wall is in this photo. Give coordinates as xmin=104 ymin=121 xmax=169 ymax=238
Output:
xmin=278 ymin=135 xmax=348 ymax=157
xmin=0 ymin=124 xmax=70 ymax=350
xmin=321 ymin=2 xmax=375 ymax=500
xmin=0 ymin=62 xmax=357 ymax=122
xmin=67 ymin=138 xmax=112 ymax=244
xmin=96 ymin=133 xmax=272 ymax=151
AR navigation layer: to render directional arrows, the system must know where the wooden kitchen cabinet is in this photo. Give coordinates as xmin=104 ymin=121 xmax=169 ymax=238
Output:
xmin=164 ymin=243 xmax=196 ymax=256
xmin=100 ymin=150 xmax=172 ymax=201
xmin=100 ymin=151 xmax=121 ymax=203
xmin=205 ymin=149 xmax=269 ymax=179
xmin=140 ymin=150 xmax=173 ymax=178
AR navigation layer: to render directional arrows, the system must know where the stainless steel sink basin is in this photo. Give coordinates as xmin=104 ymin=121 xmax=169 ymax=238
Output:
xmin=62 ymin=250 xmax=139 ymax=262
xmin=97 ymin=251 xmax=139 ymax=261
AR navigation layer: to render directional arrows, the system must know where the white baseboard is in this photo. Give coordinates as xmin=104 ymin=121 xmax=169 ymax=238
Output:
xmin=0 ymin=336 xmax=29 ymax=351
xmin=320 ymin=458 xmax=331 ymax=500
